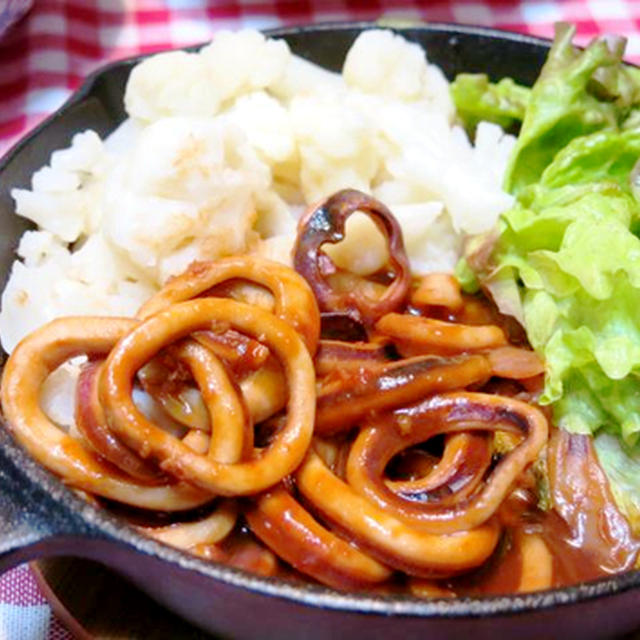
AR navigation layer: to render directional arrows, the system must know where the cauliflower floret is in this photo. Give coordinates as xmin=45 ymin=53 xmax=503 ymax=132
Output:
xmin=254 ymin=190 xmax=297 ymax=238
xmin=423 ymin=63 xmax=456 ymax=122
xmin=0 ymin=231 xmax=153 ymax=353
xmin=69 ymin=233 xmax=150 ymax=291
xmin=270 ymin=54 xmax=346 ymax=102
xmin=424 ymin=125 xmax=514 ymax=234
xmin=125 ymin=50 xmax=221 ymax=122
xmin=324 ymin=213 xmax=389 ymax=276
xmin=407 ymin=211 xmax=463 ymax=274
xmin=373 ymin=111 xmax=513 ymax=235
xmin=11 ymin=131 xmax=107 ymax=242
xmin=17 ymin=229 xmax=69 ymax=268
xmin=391 ymin=202 xmax=454 ymax=274
xmin=103 ymin=118 xmax=145 ymax=155
xmin=253 ymin=233 xmax=296 ymax=267
xmin=102 ymin=116 xmax=271 ymax=283
xmin=290 ymin=94 xmax=378 ymax=202
xmin=472 ymin=121 xmax=517 ymax=189
xmin=344 ymin=29 xmax=430 ymax=101
xmin=200 ymin=29 xmax=290 ymax=103
xmin=49 ymin=129 xmax=106 ymax=173
xmin=224 ymin=91 xmax=296 ymax=164
xmin=344 ymin=30 xmax=455 ymax=120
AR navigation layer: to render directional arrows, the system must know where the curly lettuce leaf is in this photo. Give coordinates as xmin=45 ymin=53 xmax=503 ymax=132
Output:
xmin=461 ymin=21 xmax=640 ymax=527
xmin=468 ymin=63 xmax=640 ymax=448
xmin=487 ymin=174 xmax=640 ymax=446
xmin=504 ymin=23 xmax=638 ymax=195
xmin=451 ymin=74 xmax=530 ymax=132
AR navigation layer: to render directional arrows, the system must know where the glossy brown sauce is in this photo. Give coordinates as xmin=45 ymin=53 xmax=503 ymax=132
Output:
xmin=115 ymin=287 xmax=639 ymax=596
xmin=449 ymin=493 xmax=615 ymax=595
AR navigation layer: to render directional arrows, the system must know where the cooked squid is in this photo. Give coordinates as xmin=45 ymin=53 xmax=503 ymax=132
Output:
xmin=1 ymin=189 xmax=637 ymax=596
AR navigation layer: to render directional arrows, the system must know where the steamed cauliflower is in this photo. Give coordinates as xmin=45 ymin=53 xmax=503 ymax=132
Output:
xmin=126 ymin=29 xmax=290 ymax=124
xmin=125 ymin=51 xmax=221 ymax=122
xmin=102 ymin=116 xmax=271 ymax=283
xmin=344 ymin=29 xmax=434 ymax=101
xmin=270 ymin=54 xmax=345 ymax=102
xmin=1 ymin=28 xmax=518 ymax=355
xmin=11 ymin=131 xmax=107 ymax=241
xmin=290 ymin=94 xmax=378 ymax=203
xmin=200 ymin=29 xmax=290 ymax=102
xmin=0 ymin=231 xmax=153 ymax=353
xmin=343 ymin=29 xmax=455 ymax=119
xmin=225 ymin=91 xmax=296 ymax=165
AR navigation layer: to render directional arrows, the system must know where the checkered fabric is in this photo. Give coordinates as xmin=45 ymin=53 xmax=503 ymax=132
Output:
xmin=1 ymin=1 xmax=639 ymax=637
xmin=3 ymin=0 xmax=640 ymax=156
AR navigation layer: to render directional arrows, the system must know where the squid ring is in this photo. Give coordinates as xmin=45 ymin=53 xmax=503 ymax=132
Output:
xmin=75 ymin=360 xmax=165 ymax=484
xmin=293 ymin=189 xmax=411 ymax=324
xmin=170 ymin=340 xmax=252 ymax=464
xmin=100 ymin=298 xmax=316 ymax=496
xmin=346 ymin=392 xmax=548 ymax=534
xmin=387 ymin=432 xmax=492 ymax=506
xmin=76 ymin=340 xmax=251 ymax=474
xmin=296 ymin=450 xmax=500 ymax=578
xmin=139 ymin=499 xmax=238 ymax=550
xmin=246 ymin=485 xmax=391 ymax=590
xmin=137 ymin=255 xmax=320 ymax=355
xmin=0 ymin=317 xmax=210 ymax=510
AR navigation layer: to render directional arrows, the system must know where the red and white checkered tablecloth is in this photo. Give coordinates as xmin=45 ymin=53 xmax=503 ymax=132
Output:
xmin=2 ymin=1 xmax=640 ymax=637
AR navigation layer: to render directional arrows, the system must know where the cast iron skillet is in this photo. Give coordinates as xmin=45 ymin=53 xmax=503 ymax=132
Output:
xmin=0 ymin=21 xmax=639 ymax=640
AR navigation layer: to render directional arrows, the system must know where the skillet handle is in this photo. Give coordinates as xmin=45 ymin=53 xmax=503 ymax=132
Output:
xmin=0 ymin=425 xmax=101 ymax=574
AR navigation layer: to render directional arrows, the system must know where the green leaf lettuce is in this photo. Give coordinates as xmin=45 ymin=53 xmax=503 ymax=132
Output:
xmin=463 ymin=25 xmax=640 ymax=452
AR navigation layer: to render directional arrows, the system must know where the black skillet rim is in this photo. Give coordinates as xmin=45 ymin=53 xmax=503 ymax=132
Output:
xmin=1 ymin=19 xmax=639 ymax=620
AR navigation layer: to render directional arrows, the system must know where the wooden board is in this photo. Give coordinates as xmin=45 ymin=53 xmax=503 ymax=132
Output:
xmin=33 ymin=558 xmax=213 ymax=639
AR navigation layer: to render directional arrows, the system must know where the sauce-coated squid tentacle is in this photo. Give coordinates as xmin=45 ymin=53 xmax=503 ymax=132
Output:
xmin=112 ymin=339 xmax=249 ymax=469
xmin=315 ymin=354 xmax=493 ymax=436
xmin=192 ymin=329 xmax=269 ymax=375
xmin=139 ymin=347 xmax=286 ymax=429
xmin=346 ymin=392 xmax=548 ymax=534
xmin=171 ymin=340 xmax=252 ymax=463
xmin=0 ymin=317 xmax=210 ymax=510
xmin=182 ymin=429 xmax=210 ymax=454
xmin=295 ymin=451 xmax=501 ymax=577
xmin=315 ymin=339 xmax=391 ymax=377
xmin=191 ymin=531 xmax=280 ymax=577
xmin=137 ymin=256 xmax=320 ymax=355
xmin=246 ymin=485 xmax=392 ymax=590
xmin=319 ymin=311 xmax=369 ymax=342
xmin=375 ymin=313 xmax=507 ymax=357
xmin=293 ymin=189 xmax=411 ymax=324
xmin=76 ymin=360 xmax=165 ymax=483
xmin=137 ymin=336 xmax=251 ymax=553
xmin=100 ymin=298 xmax=316 ymax=496
xmin=387 ymin=432 xmax=492 ymax=505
